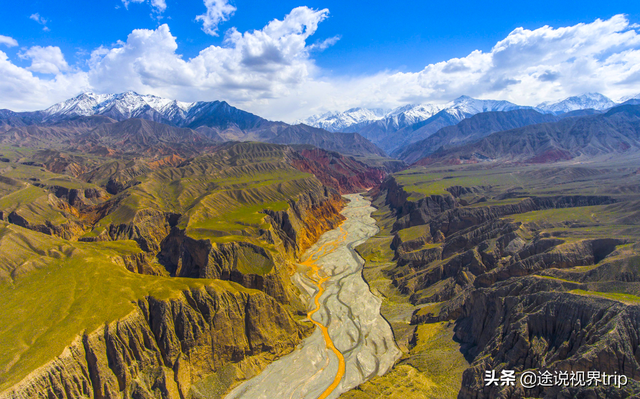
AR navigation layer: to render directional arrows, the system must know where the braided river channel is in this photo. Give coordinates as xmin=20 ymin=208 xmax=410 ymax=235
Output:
xmin=226 ymin=193 xmax=401 ymax=399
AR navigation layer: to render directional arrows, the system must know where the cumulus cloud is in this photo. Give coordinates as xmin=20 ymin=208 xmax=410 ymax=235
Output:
xmin=282 ymin=14 xmax=640 ymax=120
xmin=0 ymin=50 xmax=88 ymax=110
xmin=20 ymin=46 xmax=69 ymax=74
xmin=122 ymin=0 xmax=167 ymax=13
xmin=87 ymin=6 xmax=329 ymax=101
xmin=29 ymin=13 xmax=50 ymax=31
xmin=1 ymin=12 xmax=640 ymax=122
xmin=196 ymin=0 xmax=237 ymax=36
xmin=0 ymin=35 xmax=18 ymax=47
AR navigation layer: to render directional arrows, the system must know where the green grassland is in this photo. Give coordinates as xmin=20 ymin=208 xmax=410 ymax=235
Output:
xmin=0 ymin=222 xmax=256 ymax=392
xmin=396 ymin=225 xmax=430 ymax=243
xmin=394 ymin=163 xmax=640 ymax=200
xmin=570 ymin=289 xmax=640 ymax=304
xmin=393 ymin=166 xmax=522 ymax=199
xmin=0 ymin=150 xmax=108 ymax=230
xmin=85 ymin=147 xmax=318 ymax=245
xmin=0 ymin=184 xmax=71 ymax=226
xmin=341 ymin=321 xmax=469 ymax=399
xmin=0 ymin=143 xmax=326 ymax=392
xmin=394 ymin=163 xmax=640 ymax=245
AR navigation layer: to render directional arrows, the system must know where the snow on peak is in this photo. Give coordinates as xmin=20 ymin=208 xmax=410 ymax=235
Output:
xmin=298 ymin=107 xmax=390 ymax=132
xmin=301 ymin=96 xmax=532 ymax=133
xmin=619 ymin=93 xmax=640 ymax=103
xmin=44 ymin=92 xmax=111 ymax=117
xmin=43 ymin=91 xmax=198 ymax=121
xmin=447 ymin=96 xmax=524 ymax=114
xmin=389 ymin=103 xmax=444 ymax=121
xmin=537 ymin=93 xmax=617 ymax=114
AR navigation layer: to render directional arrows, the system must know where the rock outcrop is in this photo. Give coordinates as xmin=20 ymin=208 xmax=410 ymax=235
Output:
xmin=156 ymin=186 xmax=346 ymax=304
xmin=290 ymin=148 xmax=386 ymax=194
xmin=371 ymin=169 xmax=640 ymax=398
xmin=455 ymin=278 xmax=640 ymax=399
xmin=1 ymin=285 xmax=311 ymax=399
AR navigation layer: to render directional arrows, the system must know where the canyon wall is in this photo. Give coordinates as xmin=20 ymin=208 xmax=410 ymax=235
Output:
xmin=1 ymin=185 xmax=346 ymax=398
xmin=372 ymin=172 xmax=640 ymax=398
xmin=1 ymin=285 xmax=311 ymax=399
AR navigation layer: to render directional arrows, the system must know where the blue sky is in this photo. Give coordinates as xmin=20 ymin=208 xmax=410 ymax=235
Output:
xmin=1 ymin=0 xmax=640 ymax=121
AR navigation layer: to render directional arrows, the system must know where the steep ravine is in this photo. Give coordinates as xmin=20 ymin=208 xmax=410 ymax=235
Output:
xmin=155 ymin=186 xmax=347 ymax=305
xmin=0 ymin=186 xmax=349 ymax=398
xmin=366 ymin=173 xmax=640 ymax=398
xmin=225 ymin=194 xmax=401 ymax=399
xmin=0 ymin=285 xmax=309 ymax=399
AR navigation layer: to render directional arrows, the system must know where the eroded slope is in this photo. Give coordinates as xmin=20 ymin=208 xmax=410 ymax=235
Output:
xmin=346 ymin=161 xmax=640 ymax=398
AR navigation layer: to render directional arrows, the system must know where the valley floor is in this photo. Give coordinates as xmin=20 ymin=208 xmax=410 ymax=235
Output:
xmin=341 ymin=160 xmax=640 ymax=399
xmin=225 ymin=194 xmax=400 ymax=399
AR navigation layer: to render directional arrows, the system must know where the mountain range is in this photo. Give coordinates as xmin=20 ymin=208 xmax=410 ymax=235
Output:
xmin=1 ymin=89 xmax=640 ymax=399
xmin=301 ymin=93 xmax=625 ymax=153
xmin=396 ymin=109 xmax=559 ymax=163
xmin=536 ymin=92 xmax=617 ymax=114
xmin=0 ymin=92 xmax=385 ymax=158
xmin=414 ymin=104 xmax=640 ymax=165
xmin=2 ymin=90 xmax=639 ymax=165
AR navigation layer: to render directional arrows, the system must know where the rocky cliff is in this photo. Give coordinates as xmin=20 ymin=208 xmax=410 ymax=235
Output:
xmin=455 ymin=278 xmax=640 ymax=399
xmin=1 ymin=284 xmax=311 ymax=399
xmin=156 ymin=185 xmax=345 ymax=304
xmin=0 ymin=143 xmax=354 ymax=398
xmin=290 ymin=148 xmax=386 ymax=194
xmin=368 ymin=164 xmax=640 ymax=398
xmin=0 ymin=185 xmax=342 ymax=399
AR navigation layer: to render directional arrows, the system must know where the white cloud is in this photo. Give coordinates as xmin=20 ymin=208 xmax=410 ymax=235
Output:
xmin=29 ymin=13 xmax=50 ymax=31
xmin=20 ymin=46 xmax=69 ymax=74
xmin=276 ymin=14 xmax=640 ymax=121
xmin=196 ymin=0 xmax=237 ymax=36
xmin=310 ymin=35 xmax=340 ymax=51
xmin=0 ymin=50 xmax=88 ymax=110
xmin=86 ymin=6 xmax=329 ymax=102
xmin=29 ymin=13 xmax=46 ymax=24
xmin=0 ymin=35 xmax=18 ymax=47
xmin=122 ymin=0 xmax=167 ymax=13
xmin=1 ymin=12 xmax=640 ymax=123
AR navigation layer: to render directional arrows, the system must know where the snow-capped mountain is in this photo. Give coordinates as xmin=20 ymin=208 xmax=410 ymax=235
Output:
xmin=297 ymin=107 xmax=389 ymax=132
xmin=445 ymin=95 xmax=525 ymax=115
xmin=43 ymin=91 xmax=197 ymax=123
xmin=301 ymin=104 xmax=445 ymax=133
xmin=302 ymin=96 xmax=529 ymax=136
xmin=425 ymin=96 xmax=528 ymax=129
xmin=619 ymin=93 xmax=640 ymax=104
xmin=303 ymin=93 xmax=623 ymax=139
xmin=373 ymin=96 xmax=529 ymax=154
xmin=385 ymin=103 xmax=445 ymax=128
xmin=537 ymin=93 xmax=616 ymax=114
xmin=22 ymin=91 xmax=279 ymax=140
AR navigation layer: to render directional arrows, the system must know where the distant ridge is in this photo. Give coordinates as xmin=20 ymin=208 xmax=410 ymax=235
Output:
xmin=0 ymin=91 xmax=386 ymax=158
xmin=301 ymin=93 xmax=622 ymax=154
xmin=536 ymin=93 xmax=616 ymax=115
xmin=396 ymin=109 xmax=559 ymax=163
xmin=414 ymin=104 xmax=640 ymax=165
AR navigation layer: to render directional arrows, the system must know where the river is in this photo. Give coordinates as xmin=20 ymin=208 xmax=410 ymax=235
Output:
xmin=225 ymin=193 xmax=401 ymax=399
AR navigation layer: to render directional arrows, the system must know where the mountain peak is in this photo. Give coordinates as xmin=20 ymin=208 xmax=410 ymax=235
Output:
xmin=453 ymin=95 xmax=474 ymax=102
xmin=41 ymin=91 xmax=202 ymax=122
xmin=537 ymin=92 xmax=616 ymax=114
xmin=298 ymin=107 xmax=390 ymax=132
xmin=619 ymin=93 xmax=640 ymax=103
